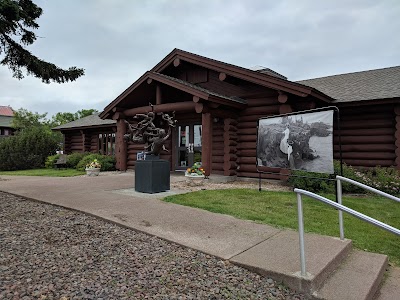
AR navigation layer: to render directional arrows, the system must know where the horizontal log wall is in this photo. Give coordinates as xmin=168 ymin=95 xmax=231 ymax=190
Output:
xmin=126 ymin=136 xmax=173 ymax=170
xmin=335 ymin=104 xmax=396 ymax=168
xmin=235 ymin=101 xmax=398 ymax=177
xmin=63 ymin=133 xmax=71 ymax=154
xmin=83 ymin=132 xmax=91 ymax=152
xmin=212 ymin=121 xmax=224 ymax=174
xmin=64 ymin=131 xmax=83 ymax=154
xmin=236 ymin=96 xmax=282 ymax=179
xmin=394 ymin=105 xmax=400 ymax=168
xmin=127 ymin=142 xmax=145 ymax=169
xmin=63 ymin=128 xmax=117 ymax=155
xmin=90 ymin=134 xmax=98 ymax=152
xmin=223 ymin=118 xmax=238 ymax=176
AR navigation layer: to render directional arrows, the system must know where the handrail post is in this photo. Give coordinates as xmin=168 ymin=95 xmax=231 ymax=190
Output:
xmin=296 ymin=192 xmax=307 ymax=276
xmin=337 ymin=178 xmax=345 ymax=240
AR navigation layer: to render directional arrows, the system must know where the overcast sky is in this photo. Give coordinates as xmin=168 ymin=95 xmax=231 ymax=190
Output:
xmin=1 ymin=0 xmax=399 ymax=117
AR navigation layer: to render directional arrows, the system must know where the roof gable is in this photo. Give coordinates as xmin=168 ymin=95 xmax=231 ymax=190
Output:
xmin=151 ymin=48 xmax=332 ymax=102
xmin=296 ymin=66 xmax=400 ymax=102
xmin=100 ymin=71 xmax=247 ymax=118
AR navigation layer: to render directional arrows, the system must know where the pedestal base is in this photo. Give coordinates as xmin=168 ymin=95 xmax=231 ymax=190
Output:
xmin=135 ymin=160 xmax=170 ymax=193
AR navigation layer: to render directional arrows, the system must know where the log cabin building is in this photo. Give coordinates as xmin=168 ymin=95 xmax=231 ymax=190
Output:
xmin=52 ymin=114 xmax=116 ymax=155
xmin=55 ymin=49 xmax=400 ymax=180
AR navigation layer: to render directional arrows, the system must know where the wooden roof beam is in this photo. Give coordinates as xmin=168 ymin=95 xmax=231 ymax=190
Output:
xmin=124 ymin=101 xmax=195 ymax=117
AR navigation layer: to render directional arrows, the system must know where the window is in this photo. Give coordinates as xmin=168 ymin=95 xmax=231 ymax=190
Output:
xmin=98 ymin=132 xmax=116 ymax=155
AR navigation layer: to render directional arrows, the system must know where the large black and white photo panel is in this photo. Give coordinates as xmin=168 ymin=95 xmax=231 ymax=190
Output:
xmin=257 ymin=110 xmax=334 ymax=174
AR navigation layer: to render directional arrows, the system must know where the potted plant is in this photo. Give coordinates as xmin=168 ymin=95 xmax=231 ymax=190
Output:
xmin=185 ymin=162 xmax=205 ymax=186
xmin=85 ymin=159 xmax=101 ymax=176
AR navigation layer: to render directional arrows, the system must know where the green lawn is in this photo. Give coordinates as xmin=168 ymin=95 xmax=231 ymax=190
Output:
xmin=0 ymin=168 xmax=85 ymax=177
xmin=164 ymin=189 xmax=400 ymax=266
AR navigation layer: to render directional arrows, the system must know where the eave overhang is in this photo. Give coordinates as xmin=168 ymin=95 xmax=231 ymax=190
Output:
xmin=52 ymin=123 xmax=117 ymax=132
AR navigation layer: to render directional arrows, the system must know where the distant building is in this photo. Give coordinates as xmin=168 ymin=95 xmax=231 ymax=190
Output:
xmin=0 ymin=106 xmax=14 ymax=138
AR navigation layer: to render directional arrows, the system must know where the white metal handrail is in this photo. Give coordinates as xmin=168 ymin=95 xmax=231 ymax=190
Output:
xmin=336 ymin=175 xmax=400 ymax=203
xmin=336 ymin=175 xmax=400 ymax=240
xmin=294 ymin=188 xmax=400 ymax=277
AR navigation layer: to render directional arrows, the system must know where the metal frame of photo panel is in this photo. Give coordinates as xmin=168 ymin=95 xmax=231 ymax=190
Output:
xmin=256 ymin=106 xmax=343 ymax=191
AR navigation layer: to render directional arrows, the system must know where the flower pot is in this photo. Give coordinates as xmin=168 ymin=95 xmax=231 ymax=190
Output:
xmin=86 ymin=168 xmax=100 ymax=176
xmin=185 ymin=174 xmax=205 ymax=186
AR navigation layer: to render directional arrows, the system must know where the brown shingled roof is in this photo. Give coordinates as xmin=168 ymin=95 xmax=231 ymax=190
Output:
xmin=296 ymin=66 xmax=400 ymax=102
xmin=52 ymin=114 xmax=116 ymax=131
xmin=0 ymin=106 xmax=14 ymax=116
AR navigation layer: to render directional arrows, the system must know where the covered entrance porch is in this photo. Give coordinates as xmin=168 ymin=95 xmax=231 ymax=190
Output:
xmin=100 ymin=71 xmax=246 ymax=176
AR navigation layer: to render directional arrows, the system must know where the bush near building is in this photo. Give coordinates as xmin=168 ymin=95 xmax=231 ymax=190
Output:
xmin=0 ymin=127 xmax=59 ymax=170
xmin=75 ymin=154 xmax=116 ymax=172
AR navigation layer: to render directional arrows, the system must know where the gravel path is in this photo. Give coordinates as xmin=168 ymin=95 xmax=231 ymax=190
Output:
xmin=171 ymin=179 xmax=292 ymax=193
xmin=0 ymin=191 xmax=305 ymax=299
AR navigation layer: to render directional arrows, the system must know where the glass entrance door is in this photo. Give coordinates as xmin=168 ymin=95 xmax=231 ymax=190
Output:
xmin=176 ymin=124 xmax=202 ymax=170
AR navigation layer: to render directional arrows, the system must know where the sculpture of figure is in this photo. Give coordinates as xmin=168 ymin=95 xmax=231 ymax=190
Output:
xmin=161 ymin=112 xmax=177 ymax=128
xmin=145 ymin=127 xmax=171 ymax=156
xmin=124 ymin=105 xmax=176 ymax=156
xmin=133 ymin=111 xmax=155 ymax=131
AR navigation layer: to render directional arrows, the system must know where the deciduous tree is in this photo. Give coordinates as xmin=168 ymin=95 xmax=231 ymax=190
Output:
xmin=11 ymin=108 xmax=49 ymax=131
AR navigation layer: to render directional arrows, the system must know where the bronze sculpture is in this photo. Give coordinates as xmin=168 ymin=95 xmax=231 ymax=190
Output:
xmin=124 ymin=105 xmax=177 ymax=157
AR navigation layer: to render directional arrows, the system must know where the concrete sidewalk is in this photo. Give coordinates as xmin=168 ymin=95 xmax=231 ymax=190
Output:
xmin=0 ymin=172 xmax=281 ymax=259
xmin=0 ymin=172 xmax=397 ymax=299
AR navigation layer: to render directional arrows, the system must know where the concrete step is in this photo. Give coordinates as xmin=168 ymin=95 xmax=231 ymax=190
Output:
xmin=373 ymin=266 xmax=400 ymax=300
xmin=230 ymin=230 xmax=352 ymax=295
xmin=312 ymin=250 xmax=388 ymax=300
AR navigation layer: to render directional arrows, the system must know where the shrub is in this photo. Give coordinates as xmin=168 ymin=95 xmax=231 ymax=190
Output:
xmin=334 ymin=161 xmax=366 ymax=194
xmin=287 ymin=168 xmax=334 ymax=193
xmin=66 ymin=152 xmax=90 ymax=168
xmin=362 ymin=166 xmax=400 ymax=195
xmin=0 ymin=127 xmax=59 ymax=170
xmin=288 ymin=160 xmax=365 ymax=194
xmin=45 ymin=154 xmax=60 ymax=169
xmin=76 ymin=154 xmax=116 ymax=172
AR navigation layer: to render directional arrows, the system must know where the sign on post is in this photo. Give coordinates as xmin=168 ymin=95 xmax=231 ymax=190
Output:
xmin=257 ymin=109 xmax=334 ymax=174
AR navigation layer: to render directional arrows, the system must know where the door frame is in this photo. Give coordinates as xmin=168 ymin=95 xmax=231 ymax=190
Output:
xmin=174 ymin=123 xmax=202 ymax=171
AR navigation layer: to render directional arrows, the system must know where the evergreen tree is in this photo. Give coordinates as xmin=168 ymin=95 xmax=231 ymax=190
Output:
xmin=0 ymin=0 xmax=84 ymax=83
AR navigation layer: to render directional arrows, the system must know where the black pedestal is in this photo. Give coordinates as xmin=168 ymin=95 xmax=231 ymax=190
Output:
xmin=135 ymin=159 xmax=170 ymax=193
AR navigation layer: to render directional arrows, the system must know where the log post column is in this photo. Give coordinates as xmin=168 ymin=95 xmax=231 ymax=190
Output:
xmin=223 ymin=118 xmax=238 ymax=176
xmin=156 ymin=85 xmax=162 ymax=105
xmin=62 ymin=132 xmax=69 ymax=154
xmin=395 ymin=105 xmax=400 ymax=169
xmin=116 ymin=117 xmax=127 ymax=171
xmin=80 ymin=130 xmax=86 ymax=153
xmin=202 ymin=112 xmax=212 ymax=176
